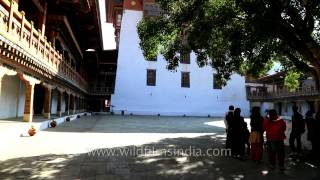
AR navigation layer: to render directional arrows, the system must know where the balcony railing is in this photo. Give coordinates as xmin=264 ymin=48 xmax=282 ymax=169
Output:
xmin=247 ymin=86 xmax=320 ymax=100
xmin=0 ymin=0 xmax=88 ymax=91
xmin=89 ymin=87 xmax=114 ymax=95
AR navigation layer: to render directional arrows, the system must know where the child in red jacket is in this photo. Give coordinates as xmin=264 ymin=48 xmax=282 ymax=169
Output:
xmin=263 ymin=109 xmax=286 ymax=170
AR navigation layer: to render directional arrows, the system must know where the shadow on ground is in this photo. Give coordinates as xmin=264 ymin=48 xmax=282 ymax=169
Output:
xmin=1 ymin=134 xmax=319 ymax=180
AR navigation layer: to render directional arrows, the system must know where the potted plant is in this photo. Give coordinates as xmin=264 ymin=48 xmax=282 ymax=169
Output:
xmin=50 ymin=120 xmax=57 ymax=128
xmin=28 ymin=126 xmax=36 ymax=136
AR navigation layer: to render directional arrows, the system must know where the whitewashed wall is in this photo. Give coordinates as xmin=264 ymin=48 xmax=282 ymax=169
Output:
xmin=111 ymin=10 xmax=250 ymax=117
xmin=0 ymin=75 xmax=26 ymax=119
xmin=51 ymin=90 xmax=58 ymax=114
xmin=17 ymin=79 xmax=26 ymax=117
xmin=61 ymin=94 xmax=66 ymax=113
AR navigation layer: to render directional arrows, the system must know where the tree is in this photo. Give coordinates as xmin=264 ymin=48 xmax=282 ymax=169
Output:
xmin=137 ymin=0 xmax=320 ymax=88
xmin=285 ymin=70 xmax=302 ymax=92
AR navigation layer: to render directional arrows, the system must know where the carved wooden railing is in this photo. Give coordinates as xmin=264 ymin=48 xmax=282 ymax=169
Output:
xmin=246 ymin=86 xmax=320 ymax=100
xmin=0 ymin=0 xmax=88 ymax=91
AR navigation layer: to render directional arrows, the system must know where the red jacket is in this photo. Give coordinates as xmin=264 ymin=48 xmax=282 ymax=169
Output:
xmin=263 ymin=116 xmax=286 ymax=141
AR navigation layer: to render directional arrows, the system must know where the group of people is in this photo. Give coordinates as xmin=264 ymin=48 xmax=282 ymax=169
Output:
xmin=224 ymin=105 xmax=320 ymax=170
xmin=225 ymin=106 xmax=250 ymax=157
xmin=295 ymin=108 xmax=320 ymax=162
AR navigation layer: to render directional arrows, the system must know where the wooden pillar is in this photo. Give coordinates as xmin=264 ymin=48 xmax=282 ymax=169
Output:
xmin=80 ymin=98 xmax=83 ymax=112
xmin=29 ymin=21 xmax=34 ymax=48
xmin=48 ymin=30 xmax=57 ymax=48
xmin=20 ymin=74 xmax=40 ymax=122
xmin=7 ymin=0 xmax=15 ymax=32
xmin=43 ymin=87 xmax=52 ymax=119
xmin=20 ymin=11 xmax=25 ymax=41
xmin=23 ymin=83 xmax=35 ymax=122
xmin=77 ymin=96 xmax=80 ymax=113
xmin=70 ymin=94 xmax=74 ymax=114
xmin=56 ymin=91 xmax=62 ymax=117
xmin=40 ymin=2 xmax=48 ymax=36
xmin=79 ymin=98 xmax=81 ymax=112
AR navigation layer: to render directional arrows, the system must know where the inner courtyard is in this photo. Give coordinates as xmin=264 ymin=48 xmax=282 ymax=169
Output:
xmin=1 ymin=0 xmax=320 ymax=179
xmin=0 ymin=115 xmax=319 ymax=179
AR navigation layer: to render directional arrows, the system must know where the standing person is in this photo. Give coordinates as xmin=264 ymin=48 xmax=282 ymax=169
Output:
xmin=263 ymin=109 xmax=286 ymax=170
xmin=225 ymin=105 xmax=234 ymax=132
xmin=305 ymin=111 xmax=316 ymax=157
xmin=249 ymin=106 xmax=264 ymax=163
xmin=225 ymin=105 xmax=234 ymax=148
xmin=289 ymin=105 xmax=305 ymax=154
xmin=307 ymin=110 xmax=320 ymax=164
xmin=231 ymin=108 xmax=246 ymax=158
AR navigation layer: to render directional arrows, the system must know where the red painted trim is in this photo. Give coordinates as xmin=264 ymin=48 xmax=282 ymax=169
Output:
xmin=123 ymin=0 xmax=143 ymax=11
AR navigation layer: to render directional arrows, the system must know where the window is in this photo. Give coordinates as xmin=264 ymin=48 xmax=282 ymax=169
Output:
xmin=213 ymin=74 xmax=222 ymax=89
xmin=181 ymin=72 xmax=190 ymax=88
xmin=143 ymin=3 xmax=161 ymax=17
xmin=147 ymin=69 xmax=156 ymax=86
xmin=180 ymin=51 xmax=190 ymax=64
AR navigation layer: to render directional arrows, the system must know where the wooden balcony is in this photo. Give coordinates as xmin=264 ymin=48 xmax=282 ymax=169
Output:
xmin=0 ymin=0 xmax=88 ymax=92
xmin=89 ymin=86 xmax=114 ymax=96
xmin=246 ymin=86 xmax=320 ymax=101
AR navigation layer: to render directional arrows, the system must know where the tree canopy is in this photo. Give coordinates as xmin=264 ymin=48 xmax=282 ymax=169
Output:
xmin=137 ymin=0 xmax=320 ymax=88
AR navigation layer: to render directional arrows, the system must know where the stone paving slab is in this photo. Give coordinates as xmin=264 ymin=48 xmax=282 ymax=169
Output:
xmin=0 ymin=115 xmax=319 ymax=180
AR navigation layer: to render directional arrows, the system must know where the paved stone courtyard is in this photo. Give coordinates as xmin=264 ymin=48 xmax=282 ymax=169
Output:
xmin=0 ymin=115 xmax=319 ymax=180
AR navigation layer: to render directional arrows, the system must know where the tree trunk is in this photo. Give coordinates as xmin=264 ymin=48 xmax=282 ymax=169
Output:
xmin=312 ymin=67 xmax=320 ymax=91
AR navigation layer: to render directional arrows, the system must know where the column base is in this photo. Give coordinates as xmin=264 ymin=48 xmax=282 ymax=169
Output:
xmin=56 ymin=111 xmax=62 ymax=117
xmin=23 ymin=114 xmax=31 ymax=122
xmin=43 ymin=113 xmax=50 ymax=119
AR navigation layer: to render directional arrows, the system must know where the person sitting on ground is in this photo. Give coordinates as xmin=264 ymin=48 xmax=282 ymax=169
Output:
xmin=263 ymin=109 xmax=286 ymax=170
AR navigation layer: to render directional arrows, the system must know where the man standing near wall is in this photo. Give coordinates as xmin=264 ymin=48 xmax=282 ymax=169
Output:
xmin=289 ymin=105 xmax=305 ymax=155
xmin=225 ymin=105 xmax=234 ymax=148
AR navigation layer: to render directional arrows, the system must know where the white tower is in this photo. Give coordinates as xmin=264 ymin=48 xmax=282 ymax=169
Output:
xmin=111 ymin=0 xmax=250 ymax=117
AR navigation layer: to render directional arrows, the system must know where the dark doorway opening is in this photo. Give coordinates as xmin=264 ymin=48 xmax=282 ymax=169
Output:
xmin=33 ymin=84 xmax=45 ymax=115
